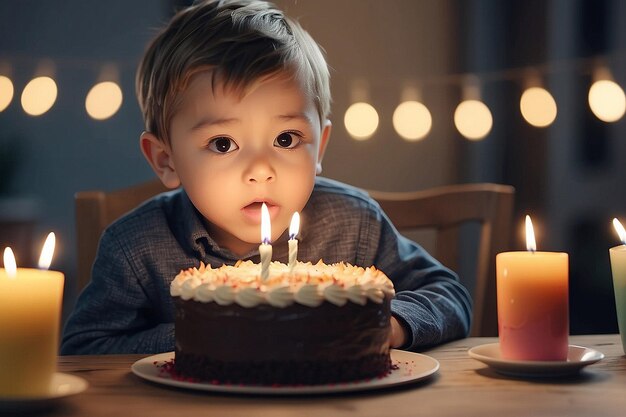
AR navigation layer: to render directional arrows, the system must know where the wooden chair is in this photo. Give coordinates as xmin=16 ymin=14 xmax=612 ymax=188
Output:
xmin=368 ymin=183 xmax=514 ymax=336
xmin=76 ymin=180 xmax=514 ymax=336
xmin=75 ymin=180 xmax=169 ymax=291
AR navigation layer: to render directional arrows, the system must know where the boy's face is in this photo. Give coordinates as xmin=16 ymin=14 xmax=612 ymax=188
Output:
xmin=143 ymin=71 xmax=330 ymax=256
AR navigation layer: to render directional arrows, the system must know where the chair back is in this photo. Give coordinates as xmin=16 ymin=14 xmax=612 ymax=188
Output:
xmin=368 ymin=183 xmax=514 ymax=336
xmin=75 ymin=180 xmax=168 ymax=291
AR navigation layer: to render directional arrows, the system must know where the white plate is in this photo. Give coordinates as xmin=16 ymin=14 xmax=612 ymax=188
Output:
xmin=468 ymin=343 xmax=604 ymax=378
xmin=0 ymin=372 xmax=88 ymax=413
xmin=131 ymin=349 xmax=439 ymax=395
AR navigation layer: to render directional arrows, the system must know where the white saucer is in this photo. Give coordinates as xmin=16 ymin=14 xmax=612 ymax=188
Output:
xmin=0 ymin=372 xmax=88 ymax=412
xmin=468 ymin=343 xmax=604 ymax=378
xmin=131 ymin=349 xmax=439 ymax=395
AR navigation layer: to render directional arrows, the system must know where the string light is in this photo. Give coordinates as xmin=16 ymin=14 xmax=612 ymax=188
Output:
xmin=393 ymin=101 xmax=432 ymax=141
xmin=392 ymin=85 xmax=432 ymax=141
xmin=344 ymin=102 xmax=379 ymax=140
xmin=344 ymin=79 xmax=379 ymax=140
xmin=21 ymin=76 xmax=58 ymax=116
xmin=20 ymin=61 xmax=58 ymax=116
xmin=454 ymin=80 xmax=493 ymax=140
xmin=1 ymin=53 xmax=626 ymax=133
xmin=0 ymin=75 xmax=13 ymax=112
xmin=588 ymin=67 xmax=625 ymax=123
xmin=85 ymin=81 xmax=123 ymax=120
xmin=520 ymin=86 xmax=557 ymax=127
xmin=85 ymin=65 xmax=123 ymax=120
xmin=454 ymin=100 xmax=492 ymax=140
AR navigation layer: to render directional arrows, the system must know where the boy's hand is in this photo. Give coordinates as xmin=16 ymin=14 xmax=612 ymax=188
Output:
xmin=389 ymin=316 xmax=407 ymax=348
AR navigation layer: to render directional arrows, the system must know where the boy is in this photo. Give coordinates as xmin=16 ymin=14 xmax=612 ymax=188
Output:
xmin=61 ymin=0 xmax=471 ymax=354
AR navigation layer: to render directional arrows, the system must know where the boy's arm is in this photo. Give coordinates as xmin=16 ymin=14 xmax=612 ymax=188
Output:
xmin=61 ymin=229 xmax=174 ymax=355
xmin=374 ymin=212 xmax=473 ymax=350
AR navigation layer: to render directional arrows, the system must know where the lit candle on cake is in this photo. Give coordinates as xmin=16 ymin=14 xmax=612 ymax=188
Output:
xmin=0 ymin=232 xmax=65 ymax=397
xmin=288 ymin=212 xmax=300 ymax=273
xmin=496 ymin=215 xmax=569 ymax=361
xmin=259 ymin=203 xmax=272 ymax=281
xmin=610 ymin=218 xmax=626 ymax=353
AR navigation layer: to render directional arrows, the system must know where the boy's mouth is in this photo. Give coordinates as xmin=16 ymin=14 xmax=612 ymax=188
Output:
xmin=241 ymin=200 xmax=279 ymax=223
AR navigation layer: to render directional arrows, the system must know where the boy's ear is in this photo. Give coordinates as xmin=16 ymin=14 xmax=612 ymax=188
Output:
xmin=316 ymin=120 xmax=332 ymax=175
xmin=139 ymin=131 xmax=181 ymax=189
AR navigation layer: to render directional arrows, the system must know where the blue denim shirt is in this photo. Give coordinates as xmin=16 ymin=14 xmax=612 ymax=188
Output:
xmin=61 ymin=177 xmax=472 ymax=354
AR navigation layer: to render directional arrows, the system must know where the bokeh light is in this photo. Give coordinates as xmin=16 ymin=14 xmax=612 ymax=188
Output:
xmin=85 ymin=81 xmax=123 ymax=120
xmin=21 ymin=76 xmax=57 ymax=116
xmin=520 ymin=87 xmax=557 ymax=127
xmin=344 ymin=102 xmax=379 ymax=140
xmin=454 ymin=99 xmax=493 ymax=140
xmin=392 ymin=101 xmax=432 ymax=141
xmin=588 ymin=79 xmax=626 ymax=122
xmin=0 ymin=75 xmax=14 ymax=112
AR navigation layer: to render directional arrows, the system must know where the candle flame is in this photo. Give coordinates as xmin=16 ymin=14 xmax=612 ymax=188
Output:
xmin=289 ymin=212 xmax=300 ymax=239
xmin=525 ymin=215 xmax=537 ymax=252
xmin=38 ymin=232 xmax=56 ymax=270
xmin=3 ymin=247 xmax=17 ymax=278
xmin=261 ymin=203 xmax=271 ymax=244
xmin=613 ymin=218 xmax=626 ymax=245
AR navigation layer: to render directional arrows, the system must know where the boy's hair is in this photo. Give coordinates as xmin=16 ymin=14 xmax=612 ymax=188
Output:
xmin=136 ymin=0 xmax=331 ymax=145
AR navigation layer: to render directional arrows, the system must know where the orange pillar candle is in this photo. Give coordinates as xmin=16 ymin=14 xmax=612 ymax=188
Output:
xmin=0 ymin=234 xmax=65 ymax=397
xmin=496 ymin=216 xmax=569 ymax=361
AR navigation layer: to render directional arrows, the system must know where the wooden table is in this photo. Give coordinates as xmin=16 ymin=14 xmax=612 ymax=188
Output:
xmin=43 ymin=335 xmax=625 ymax=417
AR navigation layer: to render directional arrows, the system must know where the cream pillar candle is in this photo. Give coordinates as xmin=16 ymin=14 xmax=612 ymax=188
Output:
xmin=0 ymin=235 xmax=64 ymax=397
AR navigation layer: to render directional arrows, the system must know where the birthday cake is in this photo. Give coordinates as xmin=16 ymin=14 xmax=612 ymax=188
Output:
xmin=170 ymin=260 xmax=395 ymax=385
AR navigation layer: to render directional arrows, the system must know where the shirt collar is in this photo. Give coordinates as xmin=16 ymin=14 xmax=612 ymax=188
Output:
xmin=178 ymin=191 xmax=237 ymax=261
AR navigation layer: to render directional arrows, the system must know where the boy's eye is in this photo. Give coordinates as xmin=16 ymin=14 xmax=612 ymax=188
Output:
xmin=274 ymin=132 xmax=301 ymax=149
xmin=207 ymin=137 xmax=239 ymax=153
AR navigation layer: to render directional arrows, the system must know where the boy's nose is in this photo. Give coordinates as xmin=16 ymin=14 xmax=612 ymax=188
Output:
xmin=244 ymin=156 xmax=276 ymax=184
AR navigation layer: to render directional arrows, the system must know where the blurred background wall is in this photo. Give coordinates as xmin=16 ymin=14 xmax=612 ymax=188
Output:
xmin=1 ymin=0 xmax=625 ymax=334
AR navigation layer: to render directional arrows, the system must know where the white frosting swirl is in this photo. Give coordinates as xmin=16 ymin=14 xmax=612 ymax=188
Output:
xmin=364 ymin=286 xmax=385 ymax=304
xmin=194 ymin=283 xmax=215 ymax=303
xmin=294 ymin=283 xmax=324 ymax=307
xmin=322 ymin=283 xmax=348 ymax=306
xmin=171 ymin=260 xmax=395 ymax=308
xmin=213 ymin=285 xmax=235 ymax=305
xmin=346 ymin=284 xmax=367 ymax=306
xmin=170 ymin=276 xmax=184 ymax=297
xmin=235 ymin=287 xmax=264 ymax=308
xmin=180 ymin=277 xmax=201 ymax=300
xmin=266 ymin=284 xmax=294 ymax=308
